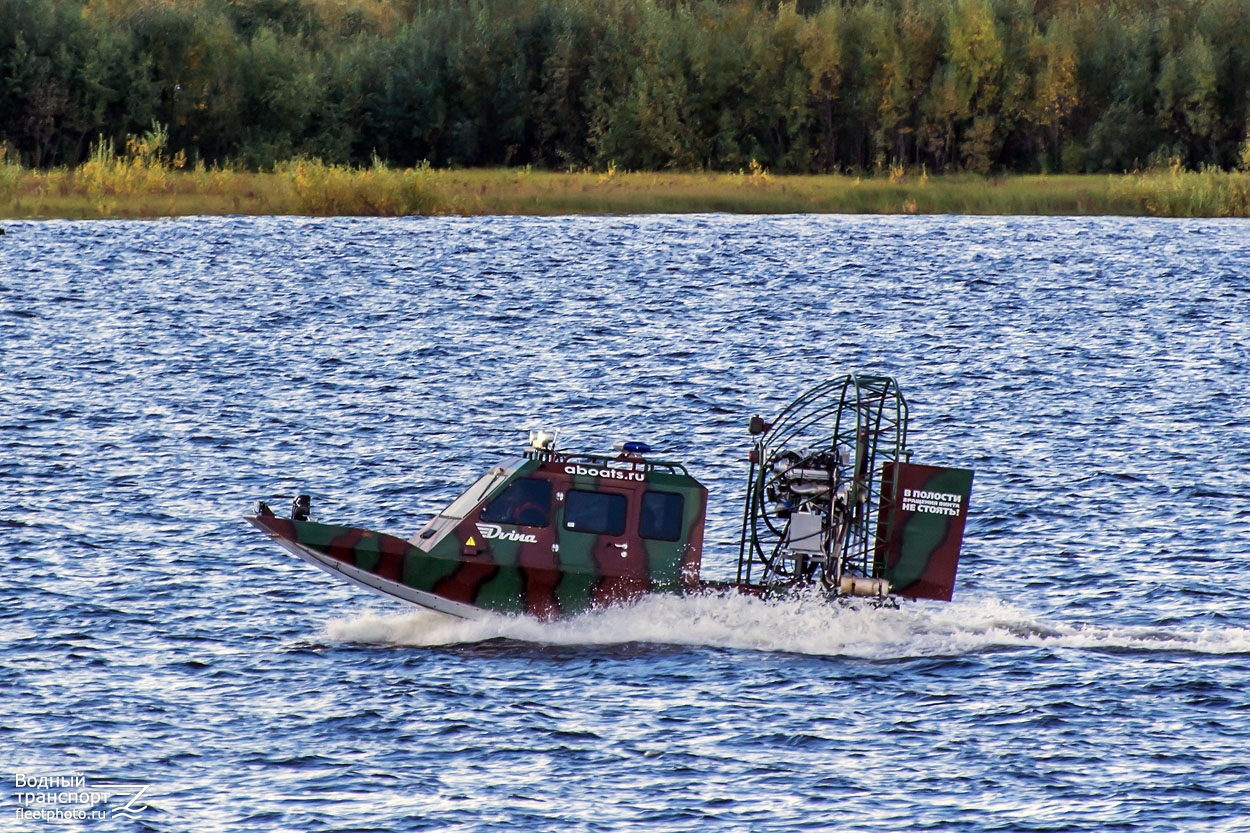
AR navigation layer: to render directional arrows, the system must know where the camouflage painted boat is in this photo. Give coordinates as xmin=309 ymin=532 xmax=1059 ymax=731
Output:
xmin=245 ymin=374 xmax=973 ymax=619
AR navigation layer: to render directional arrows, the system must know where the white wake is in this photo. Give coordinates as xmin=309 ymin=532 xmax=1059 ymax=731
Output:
xmin=322 ymin=591 xmax=1250 ymax=659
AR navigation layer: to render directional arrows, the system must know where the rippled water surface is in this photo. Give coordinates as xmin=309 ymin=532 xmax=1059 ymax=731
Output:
xmin=3 ymin=215 xmax=1249 ymax=831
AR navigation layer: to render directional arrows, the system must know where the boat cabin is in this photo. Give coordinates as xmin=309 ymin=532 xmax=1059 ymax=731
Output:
xmin=406 ymin=442 xmax=708 ymax=618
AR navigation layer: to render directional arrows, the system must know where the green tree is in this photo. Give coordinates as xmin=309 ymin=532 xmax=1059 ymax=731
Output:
xmin=235 ymin=26 xmax=319 ymax=166
xmin=799 ymin=2 xmax=846 ymax=170
xmin=1157 ymin=34 xmax=1220 ymax=167
xmin=589 ymin=1 xmax=698 ymax=169
xmin=0 ymin=0 xmax=90 ymax=166
xmin=1019 ymin=19 xmax=1077 ymax=171
xmin=943 ymin=0 xmax=1006 ymax=172
xmin=753 ymin=1 xmax=815 ymax=171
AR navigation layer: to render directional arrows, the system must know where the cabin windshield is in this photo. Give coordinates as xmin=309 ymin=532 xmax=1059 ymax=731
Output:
xmin=481 ymin=478 xmax=552 ymax=527
xmin=440 ymin=468 xmax=511 ymax=519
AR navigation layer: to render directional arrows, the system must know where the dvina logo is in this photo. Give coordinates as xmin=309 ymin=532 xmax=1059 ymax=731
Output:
xmin=475 ymin=523 xmax=538 ymax=544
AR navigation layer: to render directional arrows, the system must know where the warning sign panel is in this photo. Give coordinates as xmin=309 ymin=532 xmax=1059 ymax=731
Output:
xmin=875 ymin=462 xmax=974 ymax=602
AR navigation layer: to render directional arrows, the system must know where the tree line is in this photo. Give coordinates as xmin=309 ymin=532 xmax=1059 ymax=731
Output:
xmin=3 ymin=0 xmax=1249 ymax=174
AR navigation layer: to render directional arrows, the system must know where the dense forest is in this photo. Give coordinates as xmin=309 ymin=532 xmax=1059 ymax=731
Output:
xmin=3 ymin=0 xmax=1249 ymax=174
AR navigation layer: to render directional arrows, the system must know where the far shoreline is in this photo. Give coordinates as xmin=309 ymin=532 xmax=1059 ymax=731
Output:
xmin=3 ymin=164 xmax=1249 ymax=220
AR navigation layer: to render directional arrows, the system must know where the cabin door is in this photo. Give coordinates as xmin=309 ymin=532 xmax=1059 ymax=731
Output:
xmin=555 ymin=486 xmax=640 ymax=608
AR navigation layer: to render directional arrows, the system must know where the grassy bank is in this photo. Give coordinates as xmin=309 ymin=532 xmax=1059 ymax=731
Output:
xmin=3 ymin=147 xmax=1250 ymax=220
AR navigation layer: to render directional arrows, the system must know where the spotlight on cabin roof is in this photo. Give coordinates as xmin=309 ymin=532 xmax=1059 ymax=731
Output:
xmin=529 ymin=429 xmax=558 ymax=451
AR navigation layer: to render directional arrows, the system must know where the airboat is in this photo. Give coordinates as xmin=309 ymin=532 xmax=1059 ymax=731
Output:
xmin=245 ymin=374 xmax=973 ymax=619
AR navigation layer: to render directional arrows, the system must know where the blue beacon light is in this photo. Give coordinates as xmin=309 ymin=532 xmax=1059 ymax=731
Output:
xmin=618 ymin=441 xmax=652 ymax=455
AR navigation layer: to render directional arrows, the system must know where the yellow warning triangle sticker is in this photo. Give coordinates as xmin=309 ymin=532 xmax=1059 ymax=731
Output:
xmin=466 ymin=536 xmax=477 ymax=547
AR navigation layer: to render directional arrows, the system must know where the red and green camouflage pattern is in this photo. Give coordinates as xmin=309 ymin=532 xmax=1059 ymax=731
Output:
xmin=874 ymin=462 xmax=975 ymax=602
xmin=247 ymin=375 xmax=973 ymax=617
xmin=246 ymin=449 xmax=707 ymax=620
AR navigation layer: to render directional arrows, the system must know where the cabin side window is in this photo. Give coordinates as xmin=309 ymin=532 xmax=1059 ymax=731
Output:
xmin=480 ymin=478 xmax=552 ymax=527
xmin=563 ymin=490 xmax=627 ymax=536
xmin=640 ymin=491 xmax=684 ymax=541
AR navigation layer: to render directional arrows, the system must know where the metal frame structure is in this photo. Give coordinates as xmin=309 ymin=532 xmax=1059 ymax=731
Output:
xmin=735 ymin=374 xmax=908 ymax=593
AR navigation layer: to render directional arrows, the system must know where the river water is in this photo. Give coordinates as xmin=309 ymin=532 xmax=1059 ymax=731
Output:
xmin=2 ymin=214 xmax=1248 ymax=831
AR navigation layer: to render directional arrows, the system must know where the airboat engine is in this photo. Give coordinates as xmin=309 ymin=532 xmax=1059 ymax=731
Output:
xmin=736 ymin=375 xmax=973 ymax=602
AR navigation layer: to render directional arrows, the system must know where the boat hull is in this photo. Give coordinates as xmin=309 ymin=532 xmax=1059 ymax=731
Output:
xmin=245 ymin=448 xmax=708 ymax=620
xmin=247 ymin=514 xmax=493 ymax=619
